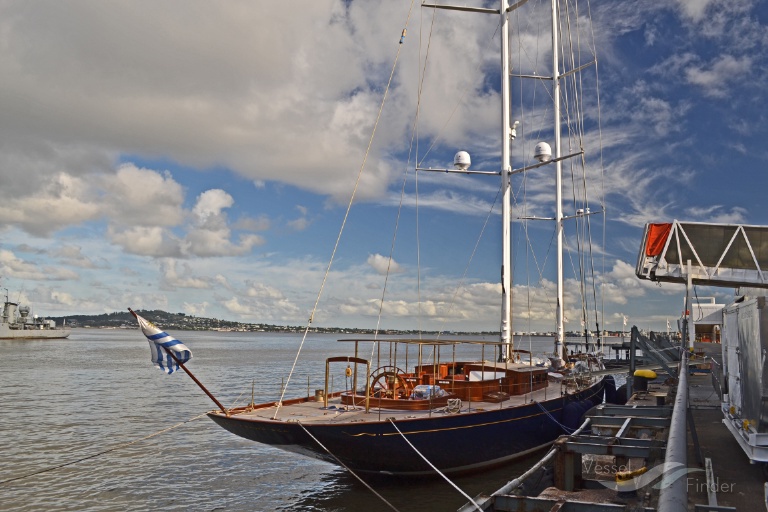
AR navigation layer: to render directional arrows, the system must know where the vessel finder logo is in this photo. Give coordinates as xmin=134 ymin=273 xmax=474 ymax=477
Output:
xmin=587 ymin=461 xmax=704 ymax=491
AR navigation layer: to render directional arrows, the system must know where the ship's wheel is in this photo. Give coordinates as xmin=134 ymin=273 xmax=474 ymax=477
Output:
xmin=369 ymin=366 xmax=413 ymax=399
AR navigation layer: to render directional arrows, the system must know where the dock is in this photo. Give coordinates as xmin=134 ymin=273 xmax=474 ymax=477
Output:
xmin=460 ymin=335 xmax=766 ymax=511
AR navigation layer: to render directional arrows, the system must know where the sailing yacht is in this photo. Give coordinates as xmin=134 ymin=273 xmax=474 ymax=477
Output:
xmin=208 ymin=0 xmax=609 ymax=476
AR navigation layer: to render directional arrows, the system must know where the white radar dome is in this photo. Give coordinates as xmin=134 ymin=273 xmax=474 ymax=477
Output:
xmin=454 ymin=151 xmax=471 ymax=170
xmin=534 ymin=142 xmax=552 ymax=163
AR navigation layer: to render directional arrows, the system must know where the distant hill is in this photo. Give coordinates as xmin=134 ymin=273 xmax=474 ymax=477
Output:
xmin=50 ymin=309 xmax=260 ymax=331
xmin=49 ymin=309 xmax=482 ymax=335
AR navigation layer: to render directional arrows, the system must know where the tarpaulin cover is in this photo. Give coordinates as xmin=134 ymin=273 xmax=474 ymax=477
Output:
xmin=645 ymin=223 xmax=672 ymax=257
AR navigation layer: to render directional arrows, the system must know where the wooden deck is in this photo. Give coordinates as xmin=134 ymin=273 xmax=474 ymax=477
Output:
xmin=222 ymin=381 xmax=565 ymax=425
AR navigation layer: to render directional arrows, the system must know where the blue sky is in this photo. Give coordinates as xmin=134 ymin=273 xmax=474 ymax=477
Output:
xmin=0 ymin=1 xmax=766 ymax=333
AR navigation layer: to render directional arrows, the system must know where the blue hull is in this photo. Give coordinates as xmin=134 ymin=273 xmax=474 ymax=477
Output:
xmin=208 ymin=379 xmax=605 ymax=476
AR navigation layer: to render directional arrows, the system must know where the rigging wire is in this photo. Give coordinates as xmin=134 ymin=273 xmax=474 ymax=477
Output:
xmin=512 ymin=0 xmax=605 ymax=345
xmin=273 ymin=0 xmax=418 ymax=419
xmin=511 ymin=0 xmax=564 ymax=340
xmin=553 ymin=0 xmax=609 ymax=342
xmin=404 ymin=7 xmax=502 ymax=346
xmin=583 ymin=0 xmax=609 ymax=340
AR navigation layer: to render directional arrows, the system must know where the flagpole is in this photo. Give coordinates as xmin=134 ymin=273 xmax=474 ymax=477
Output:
xmin=128 ymin=308 xmax=228 ymax=415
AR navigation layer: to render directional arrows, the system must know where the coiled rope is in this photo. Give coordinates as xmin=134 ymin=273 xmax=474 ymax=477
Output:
xmin=0 ymin=411 xmax=208 ymax=486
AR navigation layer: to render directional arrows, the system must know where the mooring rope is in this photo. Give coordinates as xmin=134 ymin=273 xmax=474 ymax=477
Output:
xmin=0 ymin=411 xmax=209 ymax=486
xmin=533 ymin=400 xmax=591 ymax=435
xmin=297 ymin=422 xmax=401 ymax=512
xmin=387 ymin=419 xmax=483 ymax=512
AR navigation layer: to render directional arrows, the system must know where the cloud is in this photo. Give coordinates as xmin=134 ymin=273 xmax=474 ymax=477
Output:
xmin=685 ymin=205 xmax=747 ymax=224
xmin=0 ymin=249 xmax=79 ymax=281
xmin=245 ymin=282 xmax=284 ymax=299
xmin=108 ymin=225 xmax=183 ymax=258
xmin=51 ymin=244 xmax=111 ymax=269
xmin=221 ymin=281 xmax=302 ymax=321
xmin=367 ymin=253 xmax=403 ymax=275
xmin=159 ymin=259 xmax=211 ymax=290
xmin=674 ymin=0 xmax=717 ymax=22
xmin=0 ymin=173 xmax=100 ymax=236
xmin=287 ymin=217 xmax=309 ymax=232
xmin=685 ymin=55 xmax=752 ymax=98
xmin=182 ymin=301 xmax=209 ymax=316
xmin=192 ymin=189 xmax=234 ymax=225
xmin=103 ymin=164 xmax=185 ymax=228
xmin=181 ymin=189 xmax=265 ymax=257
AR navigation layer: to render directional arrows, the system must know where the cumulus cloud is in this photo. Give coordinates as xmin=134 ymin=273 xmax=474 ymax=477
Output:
xmin=221 ymin=280 xmax=302 ymax=321
xmin=108 ymin=225 xmax=183 ymax=258
xmin=51 ymin=244 xmax=110 ymax=269
xmin=245 ymin=282 xmax=284 ymax=299
xmin=0 ymin=173 xmax=100 ymax=236
xmin=179 ymin=189 xmax=265 ymax=257
xmin=0 ymin=249 xmax=79 ymax=281
xmin=182 ymin=301 xmax=209 ymax=316
xmin=159 ymin=259 xmax=211 ymax=290
xmin=103 ymin=164 xmax=185 ymax=227
xmin=192 ymin=189 xmax=233 ymax=225
xmin=367 ymin=253 xmax=403 ymax=275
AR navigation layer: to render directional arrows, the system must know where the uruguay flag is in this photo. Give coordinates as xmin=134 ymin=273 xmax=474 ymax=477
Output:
xmin=130 ymin=310 xmax=192 ymax=374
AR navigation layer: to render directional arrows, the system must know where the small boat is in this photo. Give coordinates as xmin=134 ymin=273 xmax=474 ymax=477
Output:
xmin=206 ymin=0 xmax=611 ymax=477
xmin=0 ymin=298 xmax=70 ymax=340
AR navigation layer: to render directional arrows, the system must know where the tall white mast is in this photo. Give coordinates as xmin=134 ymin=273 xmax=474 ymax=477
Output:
xmin=419 ymin=0 xmax=530 ymax=362
xmin=551 ymin=0 xmax=564 ymax=362
xmin=500 ymin=0 xmax=512 ymax=361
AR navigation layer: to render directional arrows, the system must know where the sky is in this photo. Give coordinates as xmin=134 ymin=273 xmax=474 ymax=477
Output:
xmin=0 ymin=0 xmax=766 ymax=334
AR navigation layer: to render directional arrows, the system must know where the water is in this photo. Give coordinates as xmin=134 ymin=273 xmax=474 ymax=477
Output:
xmin=0 ymin=330 xmax=566 ymax=511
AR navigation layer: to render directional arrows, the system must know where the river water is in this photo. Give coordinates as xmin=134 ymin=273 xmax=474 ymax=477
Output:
xmin=1 ymin=329 xmax=586 ymax=511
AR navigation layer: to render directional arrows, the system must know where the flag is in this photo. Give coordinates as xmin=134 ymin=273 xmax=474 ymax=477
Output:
xmin=132 ymin=310 xmax=192 ymax=374
xmin=622 ymin=315 xmax=628 ymax=327
xmin=667 ymin=318 xmax=671 ymax=330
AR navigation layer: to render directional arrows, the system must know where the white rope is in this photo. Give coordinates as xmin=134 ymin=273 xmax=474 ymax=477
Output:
xmin=297 ymin=422 xmax=401 ymax=512
xmin=388 ymin=418 xmax=483 ymax=512
xmin=533 ymin=400 xmax=580 ymax=434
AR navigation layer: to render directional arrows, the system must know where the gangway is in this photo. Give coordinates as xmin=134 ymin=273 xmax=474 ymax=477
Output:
xmin=636 ymin=220 xmax=768 ymax=288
